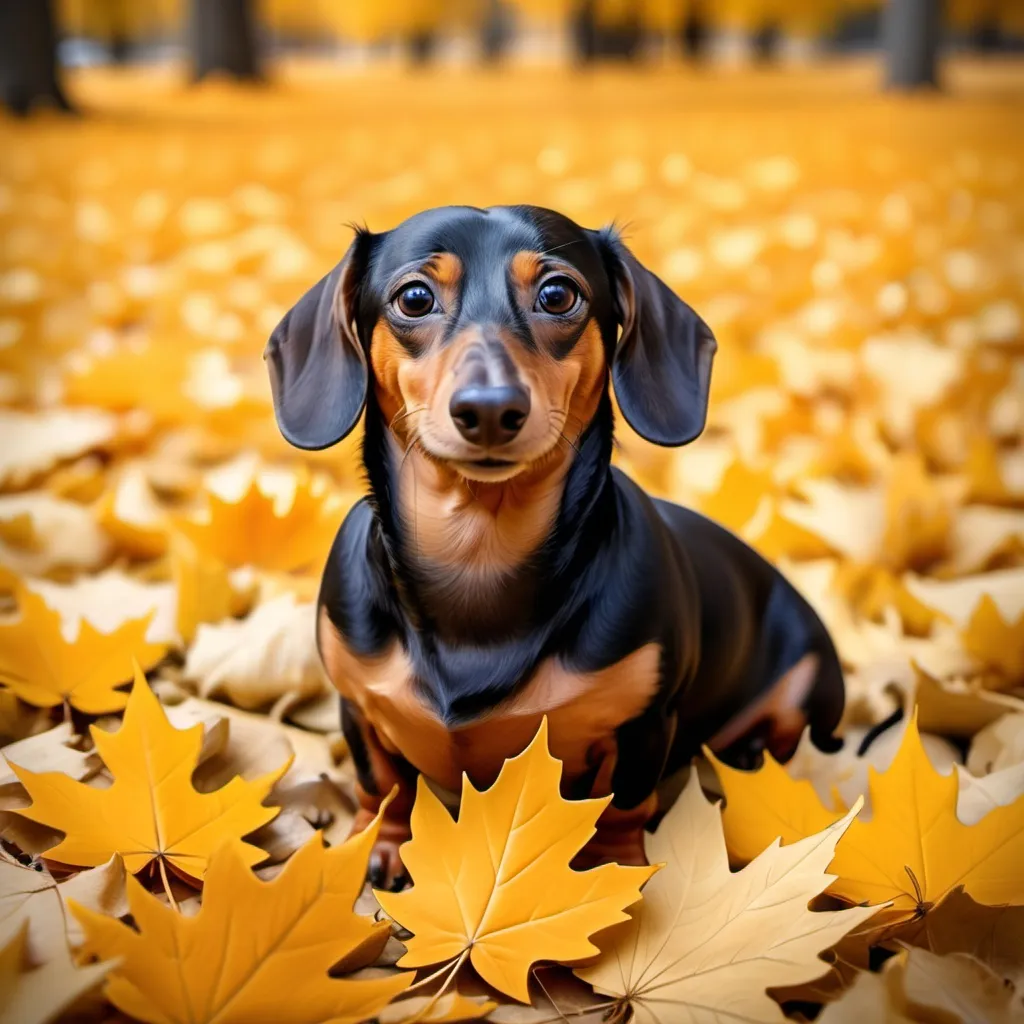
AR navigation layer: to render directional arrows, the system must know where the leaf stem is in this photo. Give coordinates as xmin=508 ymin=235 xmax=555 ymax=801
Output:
xmin=407 ymin=948 xmax=468 ymax=1022
xmin=404 ymin=959 xmax=461 ymax=994
xmin=524 ymin=999 xmax=625 ymax=1024
xmin=158 ymin=856 xmax=179 ymax=912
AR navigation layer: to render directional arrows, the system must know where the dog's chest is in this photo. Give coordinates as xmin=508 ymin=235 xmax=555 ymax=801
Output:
xmin=319 ymin=611 xmax=660 ymax=792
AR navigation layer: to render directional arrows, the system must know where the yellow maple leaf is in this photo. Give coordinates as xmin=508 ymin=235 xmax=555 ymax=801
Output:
xmin=170 ymin=533 xmax=253 ymax=645
xmin=707 ymin=747 xmax=841 ymax=864
xmin=376 ymin=719 xmax=657 ymax=1004
xmin=962 ymin=594 xmax=1024 ymax=685
xmin=712 ymin=713 xmax=1024 ymax=924
xmin=0 ymin=585 xmax=165 ymax=714
xmin=8 ymin=663 xmax=291 ymax=880
xmin=575 ymin=773 xmax=875 ymax=1024
xmin=175 ymin=477 xmax=341 ymax=574
xmin=70 ymin=810 xmax=412 ymax=1024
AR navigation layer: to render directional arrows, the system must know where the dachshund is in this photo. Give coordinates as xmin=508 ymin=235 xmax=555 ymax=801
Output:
xmin=265 ymin=205 xmax=845 ymax=888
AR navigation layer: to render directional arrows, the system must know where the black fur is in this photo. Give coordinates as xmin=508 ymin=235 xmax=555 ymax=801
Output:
xmin=272 ymin=204 xmax=845 ymax=813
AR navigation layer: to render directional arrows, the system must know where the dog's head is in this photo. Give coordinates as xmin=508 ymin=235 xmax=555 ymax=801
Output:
xmin=265 ymin=205 xmax=715 ymax=481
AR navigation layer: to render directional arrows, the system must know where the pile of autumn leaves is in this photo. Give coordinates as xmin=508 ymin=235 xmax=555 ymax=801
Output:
xmin=1 ymin=66 xmax=1024 ymax=1024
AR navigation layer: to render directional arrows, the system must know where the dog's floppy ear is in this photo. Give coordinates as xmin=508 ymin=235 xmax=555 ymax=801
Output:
xmin=593 ymin=228 xmax=716 ymax=447
xmin=264 ymin=230 xmax=374 ymax=451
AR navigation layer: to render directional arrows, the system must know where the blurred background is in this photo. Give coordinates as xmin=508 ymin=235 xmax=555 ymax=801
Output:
xmin=0 ymin=2 xmax=1021 ymax=737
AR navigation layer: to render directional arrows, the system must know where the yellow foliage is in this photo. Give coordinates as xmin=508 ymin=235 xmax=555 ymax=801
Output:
xmin=71 ymin=809 xmax=411 ymax=1024
xmin=0 ymin=585 xmax=165 ymax=715
xmin=9 ymin=665 xmax=291 ymax=880
xmin=376 ymin=719 xmax=657 ymax=1003
xmin=712 ymin=714 xmax=1024 ymax=926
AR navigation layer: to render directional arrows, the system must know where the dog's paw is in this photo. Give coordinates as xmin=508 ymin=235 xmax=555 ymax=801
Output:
xmin=351 ymin=807 xmax=411 ymax=890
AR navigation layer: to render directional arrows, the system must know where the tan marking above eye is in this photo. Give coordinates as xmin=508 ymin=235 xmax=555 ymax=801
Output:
xmin=510 ymin=251 xmax=543 ymax=291
xmin=427 ymin=252 xmax=462 ymax=290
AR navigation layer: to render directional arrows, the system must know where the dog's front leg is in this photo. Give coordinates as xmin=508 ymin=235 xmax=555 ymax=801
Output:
xmin=341 ymin=698 xmax=416 ymax=890
xmin=572 ymin=707 xmax=676 ymax=869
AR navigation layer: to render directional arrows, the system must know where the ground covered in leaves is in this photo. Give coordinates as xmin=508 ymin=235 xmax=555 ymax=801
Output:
xmin=0 ymin=58 xmax=1022 ymax=1024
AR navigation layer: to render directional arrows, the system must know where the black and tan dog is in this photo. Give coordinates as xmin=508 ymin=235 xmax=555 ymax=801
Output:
xmin=265 ymin=205 xmax=844 ymax=887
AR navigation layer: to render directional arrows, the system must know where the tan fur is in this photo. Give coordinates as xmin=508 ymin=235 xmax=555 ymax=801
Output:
xmin=320 ymin=606 xmax=660 ymax=793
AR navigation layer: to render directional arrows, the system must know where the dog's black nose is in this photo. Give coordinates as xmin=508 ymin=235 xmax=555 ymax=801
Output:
xmin=450 ymin=385 xmax=530 ymax=446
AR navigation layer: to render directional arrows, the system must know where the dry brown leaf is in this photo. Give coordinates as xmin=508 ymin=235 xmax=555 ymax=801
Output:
xmin=0 ymin=850 xmax=126 ymax=961
xmin=914 ymin=667 xmax=1024 ymax=738
xmin=957 ymin=760 xmax=1024 ymax=825
xmin=0 ymin=493 xmax=112 ymax=577
xmin=0 ymin=724 xmax=102 ymax=806
xmin=816 ymin=966 xmax=914 ymax=1024
xmin=968 ymin=713 xmax=1024 ymax=775
xmin=182 ymin=592 xmax=327 ymax=711
xmin=575 ymin=773 xmax=874 ymax=1023
xmin=904 ymin=568 xmax=1024 ymax=628
xmin=915 ymin=889 xmax=1024 ymax=991
xmin=901 ymin=947 xmax=1024 ymax=1023
xmin=0 ymin=923 xmax=111 ymax=1024
xmin=0 ymin=409 xmax=117 ymax=491
xmin=946 ymin=505 xmax=1024 ymax=575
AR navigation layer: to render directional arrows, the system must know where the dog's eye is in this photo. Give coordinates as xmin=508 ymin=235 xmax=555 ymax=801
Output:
xmin=395 ymin=283 xmax=435 ymax=318
xmin=536 ymin=278 xmax=579 ymax=315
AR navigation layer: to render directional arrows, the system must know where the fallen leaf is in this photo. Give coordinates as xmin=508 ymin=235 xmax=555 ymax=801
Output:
xmin=901 ymin=946 xmax=1023 ymax=1024
xmin=182 ymin=592 xmax=327 ymax=711
xmin=575 ymin=773 xmax=875 ymax=1023
xmin=903 ymin=568 xmax=1024 ymax=628
xmin=0 ymin=724 xmax=102 ymax=804
xmin=968 ymin=713 xmax=1024 ymax=775
xmin=25 ymin=571 xmax=178 ymax=648
xmin=0 ymin=922 xmax=111 ymax=1024
xmin=0 ymin=851 xmax=126 ymax=959
xmin=379 ymin=991 xmax=498 ymax=1023
xmin=914 ymin=666 xmax=1024 ymax=738
xmin=961 ymin=594 xmax=1024 ymax=685
xmin=95 ymin=465 xmax=170 ymax=559
xmin=0 ymin=586 xmax=166 ymax=714
xmin=945 ymin=505 xmax=1024 ymax=575
xmin=8 ymin=665 xmax=291 ymax=879
xmin=71 ymin=808 xmax=412 ymax=1024
xmin=914 ymin=888 xmax=1024 ymax=991
xmin=176 ymin=476 xmax=343 ymax=574
xmin=0 ymin=409 xmax=117 ymax=491
xmin=957 ymin=760 xmax=1024 ymax=825
xmin=170 ymin=533 xmax=253 ymax=645
xmin=0 ymin=493 xmax=112 ymax=577
xmin=376 ymin=718 xmax=657 ymax=1003
xmin=713 ymin=712 xmax=1024 ymax=926
xmin=815 ymin=959 xmax=915 ymax=1023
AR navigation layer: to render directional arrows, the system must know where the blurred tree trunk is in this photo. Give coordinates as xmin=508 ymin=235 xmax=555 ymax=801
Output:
xmin=481 ymin=0 xmax=512 ymax=62
xmin=191 ymin=0 xmax=262 ymax=82
xmin=883 ymin=0 xmax=942 ymax=88
xmin=0 ymin=0 xmax=72 ymax=115
xmin=751 ymin=22 xmax=781 ymax=63
xmin=408 ymin=31 xmax=437 ymax=64
xmin=680 ymin=9 xmax=709 ymax=61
